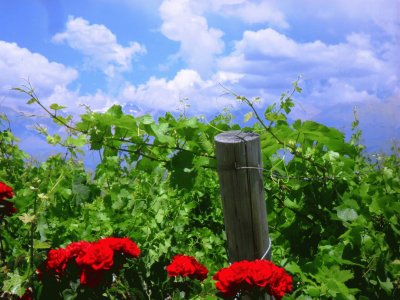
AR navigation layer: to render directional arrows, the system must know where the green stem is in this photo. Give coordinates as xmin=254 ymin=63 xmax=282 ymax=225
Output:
xmin=30 ymin=193 xmax=37 ymax=272
xmin=30 ymin=192 xmax=38 ymax=299
xmin=0 ymin=222 xmax=4 ymax=265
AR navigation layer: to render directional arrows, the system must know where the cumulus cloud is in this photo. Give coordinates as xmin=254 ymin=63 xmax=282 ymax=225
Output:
xmin=45 ymin=86 xmax=118 ymax=112
xmin=0 ymin=41 xmax=78 ymax=109
xmin=52 ymin=16 xmax=146 ymax=77
xmin=218 ymin=28 xmax=396 ymax=94
xmin=120 ymin=69 xmax=238 ymax=114
xmin=0 ymin=40 xmax=118 ymax=114
xmin=159 ymin=0 xmax=225 ymax=76
xmin=158 ymin=0 xmax=289 ymax=75
xmin=211 ymin=0 xmax=288 ymax=28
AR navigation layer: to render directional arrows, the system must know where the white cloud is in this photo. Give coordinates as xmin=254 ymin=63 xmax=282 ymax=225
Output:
xmin=211 ymin=0 xmax=288 ymax=28
xmin=0 ymin=40 xmax=118 ymax=114
xmin=218 ymin=28 xmax=396 ymax=95
xmin=0 ymin=40 xmax=78 ymax=109
xmin=210 ymin=0 xmax=245 ymax=5
xmin=52 ymin=16 xmax=146 ymax=77
xmin=120 ymin=69 xmax=238 ymax=114
xmin=159 ymin=0 xmax=225 ymax=76
xmin=46 ymin=86 xmax=118 ymax=112
xmin=158 ymin=0 xmax=289 ymax=75
xmin=289 ymin=0 xmax=400 ymax=37
xmin=235 ymin=28 xmax=297 ymax=57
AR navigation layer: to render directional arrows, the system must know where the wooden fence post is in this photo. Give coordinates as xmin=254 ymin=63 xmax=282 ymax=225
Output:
xmin=215 ymin=130 xmax=271 ymax=300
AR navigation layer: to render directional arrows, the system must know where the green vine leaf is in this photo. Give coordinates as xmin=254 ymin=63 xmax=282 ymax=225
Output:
xmin=244 ymin=111 xmax=253 ymax=122
xmin=49 ymin=103 xmax=67 ymax=111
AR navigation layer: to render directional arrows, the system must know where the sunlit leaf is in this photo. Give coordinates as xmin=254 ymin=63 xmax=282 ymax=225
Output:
xmin=244 ymin=111 xmax=253 ymax=122
xmin=49 ymin=103 xmax=66 ymax=110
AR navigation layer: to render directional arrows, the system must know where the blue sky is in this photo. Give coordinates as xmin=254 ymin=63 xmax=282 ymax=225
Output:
xmin=0 ymin=0 xmax=399 ymax=161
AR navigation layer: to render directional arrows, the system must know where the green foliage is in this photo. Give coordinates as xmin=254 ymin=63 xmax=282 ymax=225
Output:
xmin=0 ymin=82 xmax=399 ymax=299
xmin=0 ymin=114 xmax=28 ymax=183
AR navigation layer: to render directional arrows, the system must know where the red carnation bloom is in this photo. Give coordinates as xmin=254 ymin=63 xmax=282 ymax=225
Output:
xmin=268 ymin=265 xmax=293 ymax=300
xmin=97 ymin=237 xmax=120 ymax=249
xmin=213 ymin=259 xmax=292 ymax=299
xmin=248 ymin=260 xmax=274 ymax=288
xmin=120 ymin=238 xmax=141 ymax=258
xmin=76 ymin=243 xmax=114 ymax=271
xmin=195 ymin=263 xmax=209 ymax=281
xmin=98 ymin=237 xmax=141 ymax=258
xmin=66 ymin=241 xmax=91 ymax=259
xmin=167 ymin=255 xmax=197 ymax=277
xmin=213 ymin=260 xmax=251 ymax=297
xmin=0 ymin=182 xmax=14 ymax=200
xmin=40 ymin=237 xmax=140 ymax=288
xmin=46 ymin=248 xmax=69 ymax=274
xmin=214 ymin=267 xmax=239 ymax=296
xmin=167 ymin=254 xmax=208 ymax=281
xmin=0 ymin=182 xmax=17 ymax=218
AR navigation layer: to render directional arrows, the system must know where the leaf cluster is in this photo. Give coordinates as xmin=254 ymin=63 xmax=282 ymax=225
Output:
xmin=0 ymin=83 xmax=398 ymax=299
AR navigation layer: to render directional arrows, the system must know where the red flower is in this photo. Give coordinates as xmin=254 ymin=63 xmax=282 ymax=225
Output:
xmin=213 ymin=259 xmax=292 ymax=299
xmin=0 ymin=182 xmax=17 ymax=218
xmin=120 ymin=238 xmax=141 ymax=258
xmin=166 ymin=254 xmax=208 ymax=281
xmin=195 ymin=263 xmax=209 ymax=281
xmin=46 ymin=248 xmax=69 ymax=274
xmin=0 ymin=182 xmax=14 ymax=200
xmin=213 ymin=261 xmax=251 ymax=297
xmin=248 ymin=260 xmax=274 ymax=288
xmin=214 ymin=267 xmax=239 ymax=296
xmin=98 ymin=237 xmax=141 ymax=258
xmin=75 ymin=243 xmax=114 ymax=271
xmin=268 ymin=265 xmax=293 ymax=300
xmin=40 ymin=237 xmax=140 ymax=288
xmin=65 ymin=241 xmax=91 ymax=259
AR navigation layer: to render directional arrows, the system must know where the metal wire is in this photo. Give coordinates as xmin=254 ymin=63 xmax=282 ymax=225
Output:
xmin=260 ymin=238 xmax=272 ymax=260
